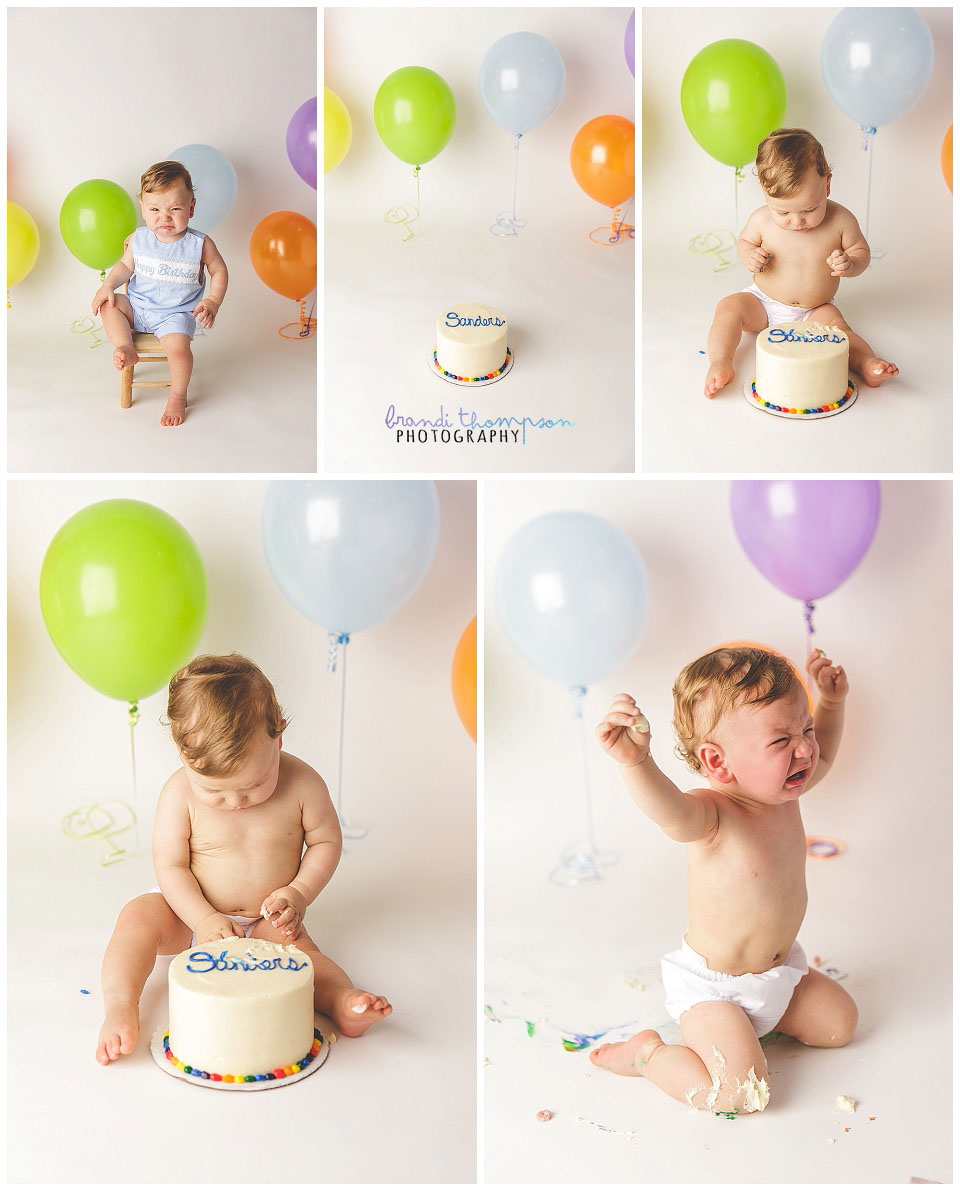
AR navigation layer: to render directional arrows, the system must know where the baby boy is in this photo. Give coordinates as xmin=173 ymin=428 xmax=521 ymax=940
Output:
xmin=704 ymin=128 xmax=898 ymax=398
xmin=92 ymin=161 xmax=228 ymax=427
xmin=591 ymin=645 xmax=856 ymax=1114
xmin=96 ymin=653 xmax=391 ymax=1065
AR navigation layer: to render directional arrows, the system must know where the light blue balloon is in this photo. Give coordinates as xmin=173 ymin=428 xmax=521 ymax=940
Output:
xmin=821 ymin=8 xmax=934 ymax=128
xmin=495 ymin=511 xmax=649 ymax=688
xmin=168 ymin=143 xmax=238 ymax=233
xmin=262 ymin=481 xmax=440 ymax=635
xmin=479 ymin=32 xmax=566 ymax=135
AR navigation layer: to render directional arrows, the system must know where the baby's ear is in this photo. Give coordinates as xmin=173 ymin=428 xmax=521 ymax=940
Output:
xmin=699 ymin=743 xmax=731 ymax=784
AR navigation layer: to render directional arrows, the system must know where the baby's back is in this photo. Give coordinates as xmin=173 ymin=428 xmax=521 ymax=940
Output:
xmin=684 ymin=796 xmax=808 ymax=975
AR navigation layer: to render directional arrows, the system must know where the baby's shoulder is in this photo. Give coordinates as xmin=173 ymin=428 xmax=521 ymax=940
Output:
xmin=277 ymin=751 xmax=328 ymax=796
xmin=825 ymin=199 xmax=856 ymax=224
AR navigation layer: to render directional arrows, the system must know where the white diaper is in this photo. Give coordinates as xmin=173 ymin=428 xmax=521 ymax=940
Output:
xmin=661 ymin=938 xmax=808 ymax=1037
xmin=147 ymin=888 xmax=260 ymax=946
xmin=742 ymin=281 xmax=814 ymax=327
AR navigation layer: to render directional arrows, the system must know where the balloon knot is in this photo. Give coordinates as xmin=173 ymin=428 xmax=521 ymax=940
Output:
xmin=327 ymin=631 xmax=350 ymax=673
xmin=128 ymin=702 xmax=140 ymax=727
xmin=802 ymin=601 xmax=817 ymax=637
xmin=569 ymin=685 xmax=587 ymax=718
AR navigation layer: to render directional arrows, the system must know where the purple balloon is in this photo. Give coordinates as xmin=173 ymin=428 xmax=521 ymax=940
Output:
xmin=730 ymin=480 xmax=880 ymax=602
xmin=624 ymin=11 xmax=635 ymax=78
xmin=286 ymin=96 xmax=317 ymax=190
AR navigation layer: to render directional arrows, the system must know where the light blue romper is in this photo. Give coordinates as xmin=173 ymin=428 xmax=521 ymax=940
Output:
xmin=127 ymin=226 xmax=206 ymax=339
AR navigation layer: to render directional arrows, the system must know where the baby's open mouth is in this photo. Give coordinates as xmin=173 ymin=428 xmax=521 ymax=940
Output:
xmin=786 ymin=768 xmax=808 ymax=785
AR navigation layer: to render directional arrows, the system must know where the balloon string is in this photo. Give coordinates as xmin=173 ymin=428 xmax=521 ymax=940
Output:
xmin=803 ymin=601 xmax=817 ymax=658
xmin=335 ymin=637 xmax=349 ymax=825
xmin=861 ymin=126 xmax=877 ymax=243
xmin=491 ymin=135 xmax=528 ymax=236
xmin=570 ymin=685 xmax=597 ymax=857
xmin=128 ymin=702 xmax=140 ymax=856
xmin=734 ymin=167 xmax=744 ymax=234
xmin=414 ymin=164 xmax=421 ymax=216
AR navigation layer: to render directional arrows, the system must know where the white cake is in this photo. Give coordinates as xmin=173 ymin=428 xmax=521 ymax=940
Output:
xmin=433 ymin=302 xmax=510 ymax=382
xmin=165 ymin=939 xmax=315 ymax=1080
xmin=753 ymin=321 xmax=850 ymax=412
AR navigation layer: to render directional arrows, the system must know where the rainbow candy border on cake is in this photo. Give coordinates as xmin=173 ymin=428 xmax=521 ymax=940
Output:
xmin=432 ymin=346 xmax=512 ymax=384
xmin=162 ymin=1026 xmax=323 ymax=1083
xmin=750 ymin=378 xmax=854 ymax=416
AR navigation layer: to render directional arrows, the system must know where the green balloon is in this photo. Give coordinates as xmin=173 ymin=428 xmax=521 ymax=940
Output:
xmin=59 ymin=178 xmax=138 ymax=272
xmin=40 ymin=500 xmax=208 ymax=703
xmin=374 ymin=66 xmax=456 ymax=166
xmin=681 ymin=39 xmax=787 ymax=169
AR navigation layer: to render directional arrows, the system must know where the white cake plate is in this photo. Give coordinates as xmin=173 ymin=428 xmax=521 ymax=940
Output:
xmin=742 ymin=378 xmax=858 ymax=420
xmin=429 ymin=347 xmax=514 ymax=387
xmin=151 ymin=1017 xmax=331 ymax=1091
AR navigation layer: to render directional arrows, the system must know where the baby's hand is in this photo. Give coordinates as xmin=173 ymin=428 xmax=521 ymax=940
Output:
xmin=193 ymin=298 xmax=220 ymax=329
xmin=596 ymin=694 xmax=652 ymax=768
xmin=747 ymin=246 xmax=770 ymax=274
xmin=826 ymin=249 xmax=852 ymax=277
xmin=92 ymin=285 xmax=116 ymax=316
xmin=194 ymin=913 xmax=247 ymax=945
xmin=806 ymin=649 xmax=849 ymax=704
xmin=261 ymin=887 xmax=307 ymax=940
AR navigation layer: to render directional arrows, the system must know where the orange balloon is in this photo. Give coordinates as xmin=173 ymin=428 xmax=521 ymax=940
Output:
xmin=941 ymin=125 xmax=952 ymax=193
xmin=249 ymin=211 xmax=316 ymax=301
xmin=451 ymin=617 xmax=476 ymax=742
xmin=570 ymin=115 xmax=635 ymax=208
xmin=716 ymin=641 xmax=813 ymax=714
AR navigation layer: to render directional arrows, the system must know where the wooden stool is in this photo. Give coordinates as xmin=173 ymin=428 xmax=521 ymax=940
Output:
xmin=120 ymin=333 xmax=170 ymax=409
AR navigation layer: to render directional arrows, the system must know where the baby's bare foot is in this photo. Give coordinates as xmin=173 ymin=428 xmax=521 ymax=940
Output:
xmin=161 ymin=392 xmax=187 ymax=427
xmin=704 ymin=359 xmax=735 ymax=398
xmin=860 ymin=357 xmax=899 ymax=388
xmin=113 ymin=344 xmax=139 ymax=371
xmin=96 ymin=1000 xmax=139 ymax=1065
xmin=333 ymin=989 xmax=392 ymax=1037
xmin=589 ymin=1028 xmax=664 ymax=1078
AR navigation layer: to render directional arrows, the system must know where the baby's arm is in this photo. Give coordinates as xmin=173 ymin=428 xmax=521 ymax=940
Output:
xmin=193 ymin=236 xmax=228 ymax=329
xmin=261 ymin=768 xmax=342 ymax=938
xmin=596 ymin=694 xmax=719 ymax=843
xmin=737 ymin=209 xmax=770 ymax=274
xmin=91 ymin=237 xmax=135 ymax=315
xmin=827 ymin=210 xmax=870 ymax=278
xmin=804 ymin=649 xmax=848 ymax=789
xmin=153 ymin=775 xmax=242 ymax=941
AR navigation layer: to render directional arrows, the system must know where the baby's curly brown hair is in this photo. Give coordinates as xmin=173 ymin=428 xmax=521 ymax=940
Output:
xmin=139 ymin=160 xmax=195 ymax=199
xmin=673 ymin=646 xmax=802 ymax=774
xmin=755 ymin=129 xmax=831 ymax=199
xmin=166 ymin=654 xmax=288 ymax=777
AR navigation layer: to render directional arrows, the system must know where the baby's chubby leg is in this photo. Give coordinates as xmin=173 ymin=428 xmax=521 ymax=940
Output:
xmin=704 ymin=292 xmax=767 ymax=397
xmin=250 ymin=919 xmax=392 ymax=1037
xmin=590 ymin=1001 xmax=770 ymax=1114
xmin=158 ymin=333 xmax=193 ymax=427
xmin=98 ymin=293 xmax=139 ymax=371
xmin=97 ymin=893 xmax=192 ymax=1065
xmin=808 ymin=303 xmax=898 ymax=388
xmin=775 ymin=969 xmax=858 ymax=1047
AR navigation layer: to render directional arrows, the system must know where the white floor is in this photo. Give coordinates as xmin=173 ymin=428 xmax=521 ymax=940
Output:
xmin=325 ymin=213 xmax=635 ymax=475
xmin=9 ymin=815 xmax=476 ymax=1184
xmin=641 ymin=260 xmax=952 ymax=475
xmin=484 ymin=781 xmax=951 ymax=1184
xmin=7 ymin=298 xmax=317 ymax=474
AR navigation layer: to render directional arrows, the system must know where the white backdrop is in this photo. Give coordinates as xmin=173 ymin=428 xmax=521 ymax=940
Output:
xmin=7 ymin=478 xmax=477 ymax=1184
xmin=7 ymin=7 xmax=318 ymax=473
xmin=641 ymin=7 xmax=952 ymax=474
xmin=483 ymin=479 xmax=951 ymax=1183
xmin=324 ymin=6 xmax=636 ymax=474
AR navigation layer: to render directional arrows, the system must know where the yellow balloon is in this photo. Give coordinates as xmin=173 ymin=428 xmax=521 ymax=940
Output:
xmin=324 ymin=87 xmax=352 ymax=174
xmin=8 ymin=201 xmax=40 ymax=288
